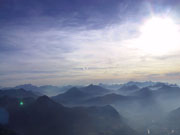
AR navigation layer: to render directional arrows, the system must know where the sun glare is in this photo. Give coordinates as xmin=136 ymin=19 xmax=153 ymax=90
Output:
xmin=133 ymin=16 xmax=180 ymax=55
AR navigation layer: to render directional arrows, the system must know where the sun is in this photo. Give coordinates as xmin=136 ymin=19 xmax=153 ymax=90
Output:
xmin=132 ymin=16 xmax=180 ymax=55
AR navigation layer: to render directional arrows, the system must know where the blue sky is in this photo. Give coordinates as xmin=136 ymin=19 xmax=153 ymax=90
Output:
xmin=1 ymin=0 xmax=180 ymax=86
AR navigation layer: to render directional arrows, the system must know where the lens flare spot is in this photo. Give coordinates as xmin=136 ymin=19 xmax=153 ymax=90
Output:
xmin=20 ymin=101 xmax=24 ymax=106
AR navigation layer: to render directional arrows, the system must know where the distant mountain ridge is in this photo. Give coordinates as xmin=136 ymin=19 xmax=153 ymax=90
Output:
xmin=80 ymin=84 xmax=110 ymax=96
xmin=13 ymin=84 xmax=74 ymax=96
xmin=123 ymin=81 xmax=156 ymax=88
xmin=0 ymin=88 xmax=37 ymax=99
xmin=52 ymin=84 xmax=111 ymax=105
xmin=1 ymin=81 xmax=180 ymax=135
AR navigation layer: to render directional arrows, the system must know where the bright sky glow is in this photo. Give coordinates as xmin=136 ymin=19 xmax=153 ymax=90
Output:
xmin=132 ymin=16 xmax=180 ymax=55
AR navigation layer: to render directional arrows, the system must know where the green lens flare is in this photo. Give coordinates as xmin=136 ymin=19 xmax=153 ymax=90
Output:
xmin=20 ymin=101 xmax=24 ymax=106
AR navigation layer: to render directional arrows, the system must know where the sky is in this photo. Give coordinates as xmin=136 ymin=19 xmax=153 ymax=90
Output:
xmin=1 ymin=0 xmax=180 ymax=87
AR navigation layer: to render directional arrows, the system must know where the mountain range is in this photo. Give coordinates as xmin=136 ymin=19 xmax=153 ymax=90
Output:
xmin=0 ymin=95 xmax=138 ymax=135
xmin=1 ymin=81 xmax=180 ymax=135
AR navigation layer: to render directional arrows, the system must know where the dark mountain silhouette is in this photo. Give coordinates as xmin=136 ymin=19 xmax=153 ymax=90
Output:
xmin=52 ymin=85 xmax=110 ymax=105
xmin=52 ymin=87 xmax=89 ymax=105
xmin=2 ymin=82 xmax=180 ymax=135
xmin=15 ymin=84 xmax=39 ymax=91
xmin=80 ymin=84 xmax=110 ymax=96
xmin=0 ymin=88 xmax=37 ymax=99
xmin=2 ymin=96 xmax=138 ymax=135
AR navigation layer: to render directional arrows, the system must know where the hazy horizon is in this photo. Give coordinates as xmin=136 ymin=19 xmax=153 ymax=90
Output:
xmin=1 ymin=80 xmax=179 ymax=88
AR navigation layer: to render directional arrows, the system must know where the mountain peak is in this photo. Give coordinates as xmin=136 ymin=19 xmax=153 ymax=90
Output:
xmin=87 ymin=84 xmax=98 ymax=88
xmin=64 ymin=87 xmax=85 ymax=97
xmin=67 ymin=87 xmax=79 ymax=92
xmin=16 ymin=84 xmax=35 ymax=88
xmin=36 ymin=95 xmax=52 ymax=103
xmin=85 ymin=84 xmax=106 ymax=90
xmin=0 ymin=88 xmax=37 ymax=98
xmin=81 ymin=84 xmax=109 ymax=96
xmin=35 ymin=95 xmax=64 ymax=109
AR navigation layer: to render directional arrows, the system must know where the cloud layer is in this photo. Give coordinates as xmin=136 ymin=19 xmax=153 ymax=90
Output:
xmin=1 ymin=0 xmax=180 ymax=86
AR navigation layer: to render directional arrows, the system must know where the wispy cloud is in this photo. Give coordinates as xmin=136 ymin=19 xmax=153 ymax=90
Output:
xmin=1 ymin=0 xmax=180 ymax=86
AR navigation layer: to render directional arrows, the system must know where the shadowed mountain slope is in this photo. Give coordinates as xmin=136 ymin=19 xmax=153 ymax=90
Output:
xmin=0 ymin=96 xmax=138 ymax=135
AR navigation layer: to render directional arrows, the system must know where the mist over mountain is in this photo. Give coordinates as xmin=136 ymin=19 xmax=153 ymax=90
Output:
xmin=1 ymin=81 xmax=180 ymax=135
xmin=98 ymin=83 xmax=123 ymax=90
xmin=117 ymin=85 xmax=140 ymax=95
xmin=12 ymin=84 xmax=75 ymax=96
xmin=122 ymin=81 xmax=156 ymax=88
